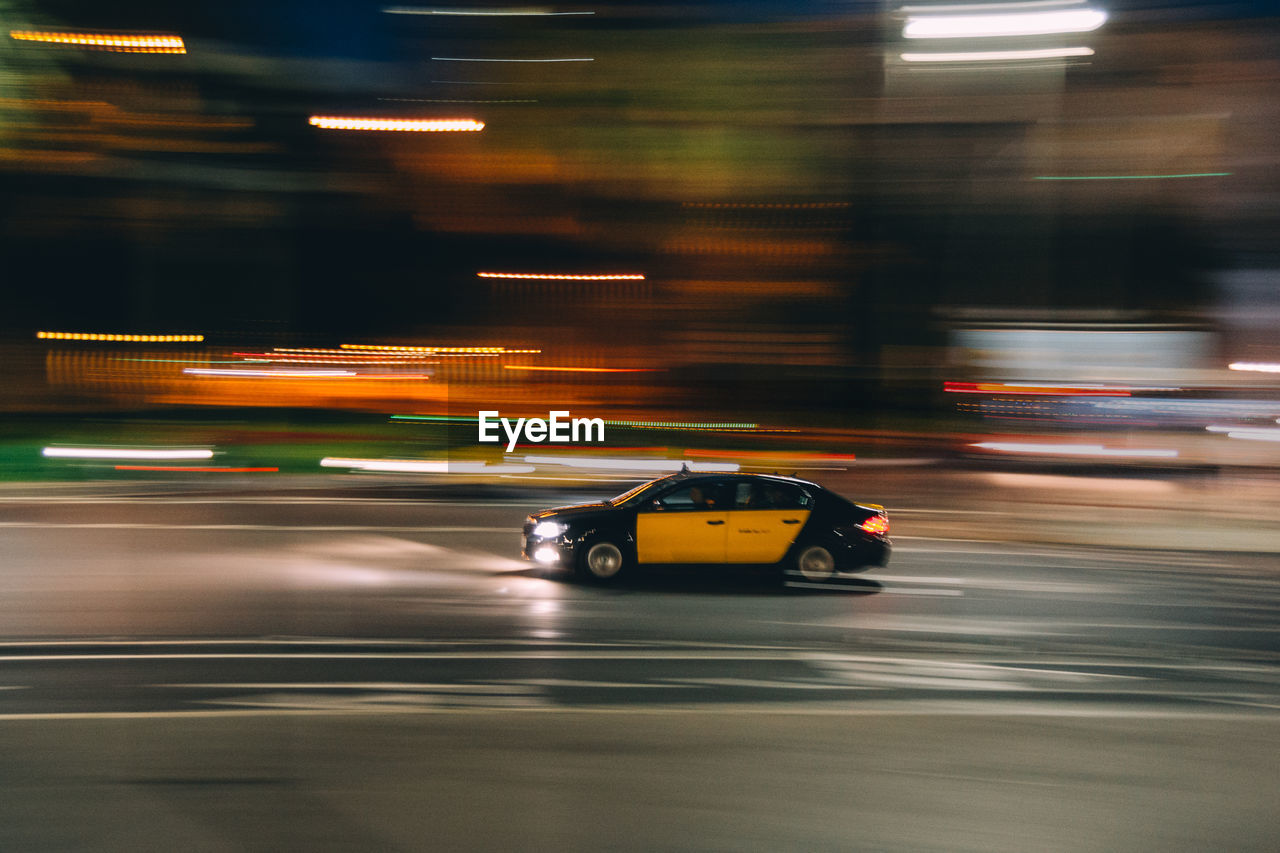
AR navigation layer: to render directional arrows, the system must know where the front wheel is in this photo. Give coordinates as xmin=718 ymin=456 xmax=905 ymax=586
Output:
xmin=578 ymin=540 xmax=627 ymax=583
xmin=792 ymin=544 xmax=837 ymax=583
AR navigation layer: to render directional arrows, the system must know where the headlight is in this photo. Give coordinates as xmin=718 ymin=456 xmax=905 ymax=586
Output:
xmin=532 ymin=520 xmax=569 ymax=538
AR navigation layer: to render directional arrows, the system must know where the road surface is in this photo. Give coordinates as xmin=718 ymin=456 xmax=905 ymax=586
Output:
xmin=0 ymin=475 xmax=1276 ymax=851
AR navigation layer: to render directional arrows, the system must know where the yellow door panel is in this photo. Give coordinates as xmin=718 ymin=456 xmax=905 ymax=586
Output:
xmin=726 ymin=509 xmax=810 ymax=563
xmin=636 ymin=512 xmax=728 ymax=563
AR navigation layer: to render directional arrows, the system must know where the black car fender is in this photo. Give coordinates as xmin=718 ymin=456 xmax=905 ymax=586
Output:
xmin=570 ymin=517 xmax=637 ymax=560
xmin=782 ymin=522 xmax=841 ymax=563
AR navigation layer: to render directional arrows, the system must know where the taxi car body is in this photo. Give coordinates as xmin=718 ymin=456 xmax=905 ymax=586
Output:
xmin=522 ymin=470 xmax=890 ymax=583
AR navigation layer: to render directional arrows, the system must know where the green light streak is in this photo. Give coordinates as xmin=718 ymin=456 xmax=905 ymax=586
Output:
xmin=604 ymin=419 xmax=758 ymax=430
xmin=1034 ymin=172 xmax=1231 ymax=181
xmin=390 ymin=415 xmax=477 ymax=423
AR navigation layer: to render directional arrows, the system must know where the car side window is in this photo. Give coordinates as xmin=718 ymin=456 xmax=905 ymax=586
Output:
xmin=651 ymin=481 xmax=730 ymax=512
xmin=737 ymin=481 xmax=813 ymax=510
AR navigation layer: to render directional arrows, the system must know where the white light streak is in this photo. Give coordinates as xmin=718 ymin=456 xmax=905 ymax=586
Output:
xmin=307 ymin=116 xmax=484 ymax=132
xmin=523 ymin=455 xmax=739 ymax=472
xmin=902 ymin=46 xmax=1093 ymax=62
xmin=43 ymin=447 xmax=214 ymax=460
xmin=1222 ymin=429 xmax=1280 ymax=442
xmin=321 ymin=458 xmax=535 ymax=474
xmin=184 ymin=368 xmax=356 ymax=377
xmin=431 ymin=56 xmax=594 ymax=62
xmin=900 ymin=0 xmax=1085 ymax=11
xmin=1228 ymin=362 xmax=1280 ymax=374
xmin=971 ymin=442 xmax=1178 ymax=458
xmin=904 ymin=8 xmax=1107 ymax=38
xmin=385 ymin=6 xmax=594 ymax=15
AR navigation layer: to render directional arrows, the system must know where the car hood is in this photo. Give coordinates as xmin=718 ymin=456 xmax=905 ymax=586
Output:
xmin=532 ymin=502 xmax=613 ymax=520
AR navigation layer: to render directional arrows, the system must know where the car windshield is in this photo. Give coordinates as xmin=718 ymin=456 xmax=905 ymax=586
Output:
xmin=606 ymin=477 xmax=669 ymax=506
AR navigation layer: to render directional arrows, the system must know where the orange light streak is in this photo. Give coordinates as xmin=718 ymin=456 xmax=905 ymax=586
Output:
xmin=38 ymin=331 xmax=203 ymax=342
xmin=477 ymin=272 xmax=645 ymax=281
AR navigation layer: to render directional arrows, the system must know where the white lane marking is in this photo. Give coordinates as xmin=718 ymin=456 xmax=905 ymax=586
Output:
xmin=804 ymin=655 xmax=1146 ymax=690
xmin=896 ymin=544 xmax=1226 ymax=562
xmin=6 ymin=644 xmax=1278 ymax=667
xmin=880 ymin=768 xmax=1073 ymax=788
xmin=7 ymin=645 xmax=1277 ymax=681
xmin=858 ymin=572 xmax=1122 ymax=596
xmin=875 ymin=576 xmax=1121 ymax=595
xmin=0 ymin=497 xmax=547 ymax=506
xmin=811 ymin=571 xmax=1120 ymax=598
xmin=664 ymin=677 xmax=878 ymax=690
xmin=785 ymin=581 xmax=889 ymax=593
xmin=1193 ymin=698 xmax=1280 ymax=711
xmin=197 ymin=691 xmax=546 ymax=711
xmin=0 ymin=639 xmax=810 ymax=650
xmin=503 ymin=678 xmax=695 ymax=689
xmin=871 ymin=574 xmax=966 ymax=584
xmin=0 ymin=522 xmax=514 ymax=532
xmin=157 ymin=682 xmax=536 ymax=692
xmin=0 ymin=650 xmax=879 ymax=662
xmin=891 ymin=508 xmax=1013 ymax=516
xmin=0 ymin=703 xmax=1275 ymax=721
xmin=894 ymin=545 xmax=1237 ymax=569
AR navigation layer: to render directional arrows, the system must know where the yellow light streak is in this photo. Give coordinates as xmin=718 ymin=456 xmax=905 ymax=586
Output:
xmin=477 ymin=272 xmax=645 ymax=281
xmin=10 ymin=31 xmax=186 ymax=53
xmin=37 ymin=331 xmax=203 ymax=343
xmin=308 ymin=116 xmax=484 ymax=132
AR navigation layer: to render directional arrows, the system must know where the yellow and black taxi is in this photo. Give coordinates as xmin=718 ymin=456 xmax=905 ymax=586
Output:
xmin=522 ymin=469 xmax=890 ymax=584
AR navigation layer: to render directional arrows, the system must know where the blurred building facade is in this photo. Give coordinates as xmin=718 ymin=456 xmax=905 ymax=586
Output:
xmin=1 ymin=1 xmax=1276 ymax=416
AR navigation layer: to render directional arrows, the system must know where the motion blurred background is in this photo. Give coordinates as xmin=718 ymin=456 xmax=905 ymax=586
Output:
xmin=3 ymin=6 xmax=1280 ymax=849
xmin=0 ymin=0 xmax=1277 ymax=470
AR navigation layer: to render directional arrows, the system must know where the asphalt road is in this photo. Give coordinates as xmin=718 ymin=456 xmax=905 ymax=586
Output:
xmin=0 ymin=475 xmax=1277 ymax=851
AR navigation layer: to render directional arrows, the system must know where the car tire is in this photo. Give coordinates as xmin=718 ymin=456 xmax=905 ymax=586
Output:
xmin=792 ymin=543 xmax=837 ymax=584
xmin=578 ymin=540 xmax=627 ymax=583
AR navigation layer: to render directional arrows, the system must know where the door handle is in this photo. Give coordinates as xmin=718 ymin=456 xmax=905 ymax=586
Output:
xmin=782 ymin=519 xmax=801 ymax=524
xmin=706 ymin=519 xmax=725 ymax=525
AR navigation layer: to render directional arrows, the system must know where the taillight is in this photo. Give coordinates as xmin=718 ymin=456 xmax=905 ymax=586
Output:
xmin=858 ymin=514 xmax=889 ymax=536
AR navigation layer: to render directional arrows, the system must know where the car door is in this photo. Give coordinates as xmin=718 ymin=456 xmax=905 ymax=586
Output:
xmin=634 ymin=480 xmax=731 ymax=563
xmin=726 ymin=480 xmax=813 ymax=563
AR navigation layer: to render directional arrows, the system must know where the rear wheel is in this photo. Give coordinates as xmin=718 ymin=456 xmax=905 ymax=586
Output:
xmin=793 ymin=544 xmax=837 ymax=583
xmin=578 ymin=540 xmax=626 ymax=583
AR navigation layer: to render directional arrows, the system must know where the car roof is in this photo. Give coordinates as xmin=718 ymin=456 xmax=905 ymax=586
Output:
xmin=669 ymin=469 xmax=822 ymax=490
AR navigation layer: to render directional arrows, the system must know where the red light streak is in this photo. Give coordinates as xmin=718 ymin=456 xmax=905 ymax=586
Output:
xmin=944 ymin=381 xmax=1131 ymax=397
